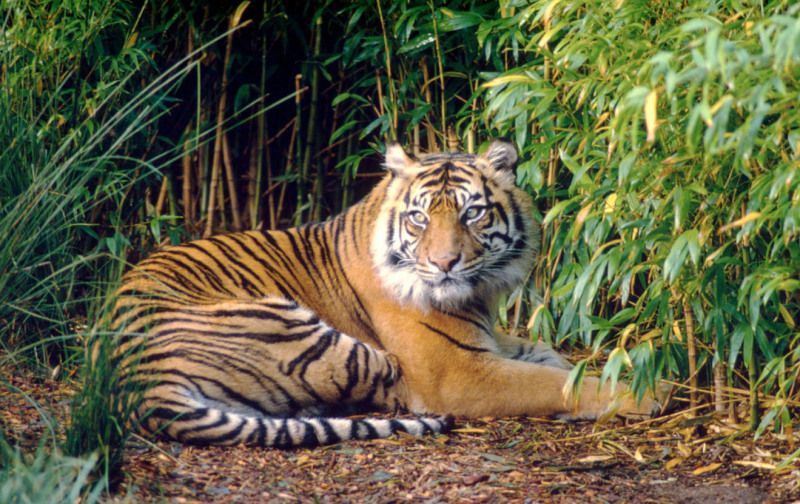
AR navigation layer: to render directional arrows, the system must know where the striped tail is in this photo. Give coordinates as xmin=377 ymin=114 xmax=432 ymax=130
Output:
xmin=143 ymin=405 xmax=453 ymax=447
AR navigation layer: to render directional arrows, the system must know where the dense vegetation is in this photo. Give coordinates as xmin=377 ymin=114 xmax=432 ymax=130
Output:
xmin=1 ymin=0 xmax=798 ymax=497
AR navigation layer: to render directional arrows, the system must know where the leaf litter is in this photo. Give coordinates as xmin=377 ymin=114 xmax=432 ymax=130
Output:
xmin=2 ymin=364 xmax=799 ymax=502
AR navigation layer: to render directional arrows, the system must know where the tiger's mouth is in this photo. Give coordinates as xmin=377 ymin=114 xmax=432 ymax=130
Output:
xmin=421 ymin=276 xmax=459 ymax=289
xmin=420 ymin=270 xmax=476 ymax=291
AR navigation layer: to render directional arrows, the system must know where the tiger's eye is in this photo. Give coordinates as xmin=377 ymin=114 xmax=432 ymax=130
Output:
xmin=464 ymin=206 xmax=486 ymax=222
xmin=407 ymin=210 xmax=428 ymax=227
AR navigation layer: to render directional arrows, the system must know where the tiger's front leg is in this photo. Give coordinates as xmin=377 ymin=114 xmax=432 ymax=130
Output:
xmin=379 ymin=316 xmax=659 ymax=420
xmin=414 ymin=352 xmax=659 ymax=420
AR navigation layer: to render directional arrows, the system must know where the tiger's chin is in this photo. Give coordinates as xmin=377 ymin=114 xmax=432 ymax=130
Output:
xmin=376 ymin=264 xmax=476 ymax=310
xmin=426 ymin=278 xmax=475 ymax=309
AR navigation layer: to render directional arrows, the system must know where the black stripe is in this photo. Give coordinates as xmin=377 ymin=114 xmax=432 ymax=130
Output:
xmin=419 ymin=322 xmax=490 ymax=353
xmin=320 ymin=419 xmax=341 ymax=444
xmin=176 ymin=411 xmax=229 ymax=441
xmin=147 ymin=326 xmax=320 ymax=344
xmin=227 ymin=233 xmax=298 ymax=299
xmin=508 ymin=193 xmax=525 ymax=233
xmin=158 ymin=369 xmax=275 ymax=416
xmin=183 ymin=241 xmax=246 ymax=293
xmin=148 ymin=406 xmax=209 ymax=422
xmin=258 ymin=231 xmax=304 ymax=286
xmin=285 ymin=230 xmax=323 ymax=290
xmin=438 ymin=309 xmax=492 ymax=335
xmin=206 ymin=237 xmax=262 ymax=297
xmin=351 ymin=419 xmax=378 ymax=439
xmin=201 ymin=416 xmax=248 ymax=444
xmin=163 ymin=248 xmax=234 ymax=296
xmin=328 ymin=218 xmax=380 ymax=346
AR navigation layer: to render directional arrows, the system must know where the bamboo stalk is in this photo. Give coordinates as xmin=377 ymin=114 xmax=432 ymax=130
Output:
xmin=429 ymin=0 xmax=446 ymax=142
xmin=246 ymin=133 xmax=258 ymax=228
xmin=375 ymin=69 xmax=385 ymax=120
xmin=166 ymin=177 xmax=177 ymax=230
xmin=281 ymin=81 xmax=302 ymax=227
xmin=375 ymin=0 xmax=397 ymax=137
xmin=203 ymin=14 xmax=236 ymax=237
xmin=683 ymin=298 xmax=698 ymax=410
xmin=306 ymin=16 xmax=323 ymax=222
xmin=197 ymin=119 xmax=207 ymax=219
xmin=467 ymin=80 xmax=478 ymax=154
xmin=341 ymin=134 xmax=353 ymax=210
xmin=420 ymin=59 xmax=437 ymax=150
xmin=250 ymin=0 xmax=269 ymax=230
xmin=221 ymin=133 xmax=241 ymax=230
xmin=748 ymin=355 xmax=759 ymax=431
xmin=155 ymin=176 xmax=169 ymax=216
xmin=144 ymin=186 xmax=153 ymax=218
xmin=446 ymin=124 xmax=458 ymax=152
xmin=216 ymin=160 xmax=226 ymax=230
xmin=547 ymin=147 xmax=557 ymax=208
xmin=329 ymin=66 xmax=345 ymax=214
xmin=264 ymin=126 xmax=275 ymax=229
xmin=182 ymin=124 xmax=193 ymax=230
xmin=183 ymin=26 xmax=195 ymax=231
xmin=293 ymin=72 xmax=304 ymax=226
xmin=714 ymin=359 xmax=726 ymax=415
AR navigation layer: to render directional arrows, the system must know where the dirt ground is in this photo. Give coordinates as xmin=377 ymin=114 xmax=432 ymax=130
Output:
xmin=3 ymin=364 xmax=799 ymax=503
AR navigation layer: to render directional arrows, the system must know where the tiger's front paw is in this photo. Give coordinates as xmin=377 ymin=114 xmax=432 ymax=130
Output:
xmin=600 ymin=382 xmax=672 ymax=422
xmin=557 ymin=381 xmax=670 ymax=422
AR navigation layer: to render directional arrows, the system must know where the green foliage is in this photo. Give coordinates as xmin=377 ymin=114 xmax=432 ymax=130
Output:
xmin=0 ymin=0 xmax=160 ymax=357
xmin=64 ymin=316 xmax=144 ymax=487
xmin=0 ymin=440 xmax=103 ymax=504
xmin=2 ymin=0 xmax=196 ymax=493
xmin=479 ymin=0 xmax=800 ymax=429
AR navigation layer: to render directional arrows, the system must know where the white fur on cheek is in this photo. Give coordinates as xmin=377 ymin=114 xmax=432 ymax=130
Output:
xmin=369 ymin=180 xmax=430 ymax=308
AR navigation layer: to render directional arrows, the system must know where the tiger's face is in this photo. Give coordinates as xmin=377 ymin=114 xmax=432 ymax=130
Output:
xmin=371 ymin=140 xmax=538 ymax=309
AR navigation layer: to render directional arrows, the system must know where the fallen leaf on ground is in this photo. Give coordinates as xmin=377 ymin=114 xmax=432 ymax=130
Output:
xmin=692 ymin=462 xmax=722 ymax=475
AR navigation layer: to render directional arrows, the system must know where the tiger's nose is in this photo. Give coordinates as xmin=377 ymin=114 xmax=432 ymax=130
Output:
xmin=429 ymin=253 xmax=460 ymax=273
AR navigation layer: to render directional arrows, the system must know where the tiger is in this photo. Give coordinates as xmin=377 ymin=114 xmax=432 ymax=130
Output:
xmin=110 ymin=140 xmax=660 ymax=448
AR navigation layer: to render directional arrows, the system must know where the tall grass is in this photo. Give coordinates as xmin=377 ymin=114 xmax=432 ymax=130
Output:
xmin=0 ymin=0 xmax=270 ymax=494
xmin=0 ymin=0 xmax=158 ymax=360
xmin=0 ymin=439 xmax=103 ymax=504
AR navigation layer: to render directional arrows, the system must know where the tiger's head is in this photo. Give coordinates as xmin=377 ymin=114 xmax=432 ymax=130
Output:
xmin=371 ymin=140 xmax=539 ymax=310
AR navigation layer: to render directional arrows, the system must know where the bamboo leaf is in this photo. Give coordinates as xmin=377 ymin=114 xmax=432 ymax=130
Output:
xmin=718 ymin=212 xmax=762 ymax=234
xmin=436 ymin=9 xmax=483 ymax=32
xmin=644 ymin=89 xmax=658 ymax=143
xmin=600 ymin=347 xmax=631 ymax=392
xmin=664 ymin=233 xmax=689 ymax=283
xmin=481 ymin=73 xmax=538 ymax=88
xmin=231 ymin=1 xmax=251 ymax=28
xmin=543 ymin=197 xmax=579 ymax=226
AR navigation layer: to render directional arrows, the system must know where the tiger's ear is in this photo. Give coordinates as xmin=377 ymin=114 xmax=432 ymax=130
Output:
xmin=481 ymin=139 xmax=518 ymax=171
xmin=384 ymin=142 xmax=421 ymax=178
xmin=480 ymin=140 xmax=518 ymax=185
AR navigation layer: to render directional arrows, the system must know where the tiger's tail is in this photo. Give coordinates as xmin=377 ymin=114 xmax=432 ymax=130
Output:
xmin=140 ymin=401 xmax=453 ymax=447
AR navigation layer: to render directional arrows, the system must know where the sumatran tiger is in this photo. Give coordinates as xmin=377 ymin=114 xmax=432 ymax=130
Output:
xmin=110 ymin=140 xmax=661 ymax=447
